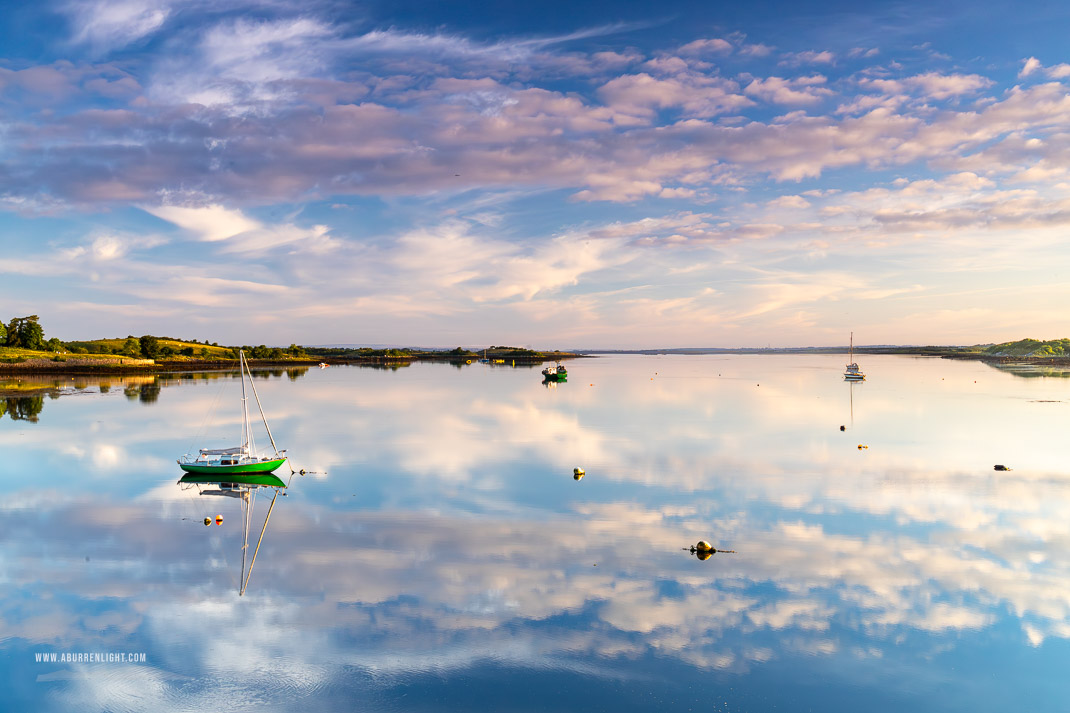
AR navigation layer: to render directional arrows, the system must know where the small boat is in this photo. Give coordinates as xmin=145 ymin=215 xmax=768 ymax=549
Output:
xmin=542 ymin=362 xmax=568 ymax=382
xmin=844 ymin=332 xmax=865 ymax=381
xmin=178 ymin=350 xmax=288 ymax=475
xmin=318 ymin=362 xmax=329 ymax=368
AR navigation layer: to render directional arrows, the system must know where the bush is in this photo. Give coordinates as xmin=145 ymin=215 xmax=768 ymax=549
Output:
xmin=139 ymin=335 xmax=159 ymax=358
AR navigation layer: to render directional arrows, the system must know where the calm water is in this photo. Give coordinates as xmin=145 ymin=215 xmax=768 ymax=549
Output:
xmin=4 ymin=355 xmax=1070 ymax=711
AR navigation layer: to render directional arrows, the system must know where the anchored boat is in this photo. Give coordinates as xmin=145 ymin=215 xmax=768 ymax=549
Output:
xmin=542 ymin=363 xmax=568 ymax=382
xmin=178 ymin=350 xmax=288 ymax=475
xmin=844 ymin=332 xmax=865 ymax=381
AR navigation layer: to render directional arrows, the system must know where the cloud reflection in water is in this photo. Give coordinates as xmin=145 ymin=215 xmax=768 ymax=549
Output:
xmin=4 ymin=355 xmax=1070 ymax=710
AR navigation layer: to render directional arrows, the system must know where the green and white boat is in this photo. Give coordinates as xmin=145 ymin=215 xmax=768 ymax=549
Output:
xmin=541 ymin=362 xmax=568 ymax=382
xmin=178 ymin=350 xmax=288 ymax=476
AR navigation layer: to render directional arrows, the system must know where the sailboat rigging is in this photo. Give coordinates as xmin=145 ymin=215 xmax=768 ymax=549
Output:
xmin=178 ymin=350 xmax=288 ymax=476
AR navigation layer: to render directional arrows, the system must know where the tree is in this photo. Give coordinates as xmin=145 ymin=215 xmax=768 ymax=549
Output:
xmin=0 ymin=320 xmax=5 ymax=344
xmin=6 ymin=315 xmax=44 ymax=350
xmin=45 ymin=338 xmax=63 ymax=352
xmin=159 ymin=345 xmax=175 ymax=358
xmin=287 ymin=343 xmax=307 ymax=358
xmin=122 ymin=338 xmax=141 ymax=357
xmin=180 ymin=346 xmax=194 ymax=357
xmin=139 ymin=335 xmax=159 ymax=358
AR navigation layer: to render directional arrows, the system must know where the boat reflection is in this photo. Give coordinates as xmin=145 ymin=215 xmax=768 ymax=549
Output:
xmin=178 ymin=472 xmax=289 ymax=595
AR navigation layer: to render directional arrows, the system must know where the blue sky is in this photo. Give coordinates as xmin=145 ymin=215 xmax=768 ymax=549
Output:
xmin=3 ymin=0 xmax=1070 ymax=347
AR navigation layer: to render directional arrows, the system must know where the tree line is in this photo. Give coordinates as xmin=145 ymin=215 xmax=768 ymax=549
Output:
xmin=1 ymin=315 xmax=62 ymax=352
xmin=2 ymin=315 xmax=310 ymax=361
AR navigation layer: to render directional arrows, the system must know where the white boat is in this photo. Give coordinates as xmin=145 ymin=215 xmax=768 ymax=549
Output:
xmin=844 ymin=332 xmax=865 ymax=381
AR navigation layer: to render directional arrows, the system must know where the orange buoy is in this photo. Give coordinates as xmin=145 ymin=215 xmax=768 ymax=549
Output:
xmin=215 ymin=515 xmax=223 ymax=525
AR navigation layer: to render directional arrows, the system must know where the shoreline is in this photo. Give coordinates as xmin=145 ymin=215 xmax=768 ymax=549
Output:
xmin=0 ymin=352 xmax=587 ymax=397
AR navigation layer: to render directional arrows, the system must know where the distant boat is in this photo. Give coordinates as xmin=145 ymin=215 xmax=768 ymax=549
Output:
xmin=844 ymin=332 xmax=865 ymax=381
xmin=479 ymin=348 xmax=490 ymax=364
xmin=178 ymin=350 xmax=288 ymax=475
xmin=542 ymin=363 xmax=568 ymax=382
xmin=318 ymin=362 xmax=329 ymax=368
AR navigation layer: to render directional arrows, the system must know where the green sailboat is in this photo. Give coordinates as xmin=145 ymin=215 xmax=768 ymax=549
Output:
xmin=178 ymin=350 xmax=289 ymax=476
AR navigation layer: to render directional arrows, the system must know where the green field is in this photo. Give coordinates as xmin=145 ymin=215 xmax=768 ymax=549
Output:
xmin=64 ymin=337 xmax=234 ymax=360
xmin=983 ymin=338 xmax=1070 ymax=357
xmin=0 ymin=346 xmax=132 ymax=364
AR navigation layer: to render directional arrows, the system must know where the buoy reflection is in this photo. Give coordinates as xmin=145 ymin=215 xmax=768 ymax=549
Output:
xmin=684 ymin=540 xmax=737 ymax=560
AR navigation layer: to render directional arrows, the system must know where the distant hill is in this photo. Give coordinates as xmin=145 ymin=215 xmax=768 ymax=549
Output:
xmin=983 ymin=338 xmax=1070 ymax=357
xmin=65 ymin=337 xmax=233 ymax=359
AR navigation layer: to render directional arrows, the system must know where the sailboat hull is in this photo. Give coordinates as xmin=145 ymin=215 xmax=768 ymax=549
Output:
xmin=178 ymin=458 xmax=288 ymax=476
xmin=178 ymin=472 xmax=287 ymax=487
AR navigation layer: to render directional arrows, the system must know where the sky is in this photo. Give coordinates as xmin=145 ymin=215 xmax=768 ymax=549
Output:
xmin=2 ymin=0 xmax=1070 ymax=348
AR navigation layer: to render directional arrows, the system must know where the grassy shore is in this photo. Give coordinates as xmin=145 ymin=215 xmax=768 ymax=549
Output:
xmin=0 ymin=344 xmax=584 ymax=378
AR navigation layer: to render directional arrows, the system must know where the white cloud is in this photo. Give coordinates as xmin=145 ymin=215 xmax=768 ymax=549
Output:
xmin=145 ymin=204 xmax=261 ymax=243
xmin=678 ymin=38 xmax=733 ymax=55
xmin=1020 ymin=56 xmax=1043 ymax=78
xmin=779 ymin=50 xmax=835 ymax=67
xmin=744 ymin=75 xmax=833 ymax=105
xmin=63 ymin=0 xmax=171 ymax=52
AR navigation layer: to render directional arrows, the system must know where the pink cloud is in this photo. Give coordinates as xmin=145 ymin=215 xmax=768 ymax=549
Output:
xmin=678 ymin=38 xmax=733 ymax=55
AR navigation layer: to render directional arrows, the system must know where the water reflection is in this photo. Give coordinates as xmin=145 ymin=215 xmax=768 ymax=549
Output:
xmin=1 ymin=395 xmax=44 ymax=421
xmin=6 ymin=355 xmax=1070 ymax=711
xmin=986 ymin=361 xmax=1070 ymax=379
xmin=0 ymin=367 xmax=310 ymax=421
xmin=178 ymin=473 xmax=288 ymax=596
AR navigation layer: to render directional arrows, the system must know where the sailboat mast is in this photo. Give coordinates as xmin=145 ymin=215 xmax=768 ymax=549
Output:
xmin=849 ymin=331 xmax=854 ymax=363
xmin=240 ymin=350 xmax=250 ymax=453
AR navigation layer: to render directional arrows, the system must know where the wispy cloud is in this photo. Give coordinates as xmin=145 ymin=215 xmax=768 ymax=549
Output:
xmin=62 ymin=0 xmax=172 ymax=52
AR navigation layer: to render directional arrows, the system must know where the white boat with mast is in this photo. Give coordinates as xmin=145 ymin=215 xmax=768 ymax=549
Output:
xmin=844 ymin=332 xmax=865 ymax=381
xmin=178 ymin=349 xmax=288 ymax=477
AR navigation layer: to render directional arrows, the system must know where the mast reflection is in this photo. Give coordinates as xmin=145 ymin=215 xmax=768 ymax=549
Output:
xmin=178 ymin=473 xmax=289 ymax=595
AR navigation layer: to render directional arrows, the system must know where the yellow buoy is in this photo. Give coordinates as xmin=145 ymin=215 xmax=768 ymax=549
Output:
xmin=695 ymin=540 xmax=713 ymax=552
xmin=203 ymin=517 xmax=211 ymax=527
xmin=696 ymin=550 xmax=713 ymax=560
xmin=215 ymin=514 xmax=223 ymax=525
xmin=573 ymin=467 xmax=585 ymax=480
